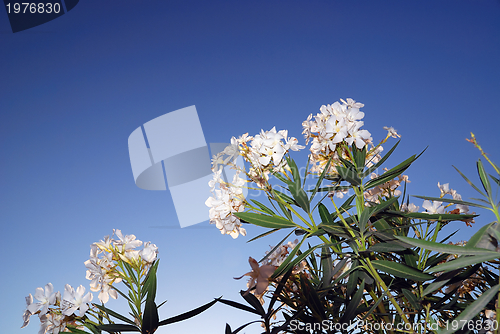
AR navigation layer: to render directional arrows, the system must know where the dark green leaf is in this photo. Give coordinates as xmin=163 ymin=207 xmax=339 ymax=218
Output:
xmin=372 ymin=260 xmax=434 ymax=281
xmin=395 ymin=235 xmax=498 ymax=255
xmin=97 ymin=324 xmax=140 ymax=333
xmin=336 ymin=166 xmax=361 ymax=186
xmin=94 ymin=304 xmax=137 ymax=326
xmin=240 ymin=290 xmax=265 ymax=316
xmin=318 ymin=203 xmax=333 ymax=225
xmin=362 ymin=140 xmax=400 ymax=178
xmin=217 ymin=298 xmax=262 ymax=316
xmin=402 ymin=289 xmax=420 ymax=310
xmin=437 ymin=284 xmax=499 ymax=334
xmin=142 ymin=300 xmax=159 ymax=334
xmin=477 ymin=159 xmax=492 ymax=197
xmin=235 ymin=212 xmax=296 ymax=229
xmin=247 ymin=228 xmax=280 ymax=243
xmin=414 ymin=195 xmax=490 ymax=210
xmin=158 ymin=299 xmax=218 ymax=326
xmin=425 ymin=253 xmax=500 ymax=273
xmin=342 ymin=280 xmax=365 ymax=323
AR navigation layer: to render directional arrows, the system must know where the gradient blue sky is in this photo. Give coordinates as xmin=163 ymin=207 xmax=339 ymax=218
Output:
xmin=1 ymin=1 xmax=500 ymax=333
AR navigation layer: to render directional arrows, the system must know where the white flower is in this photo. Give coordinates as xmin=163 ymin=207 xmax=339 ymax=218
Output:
xmin=235 ymin=257 xmax=275 ymax=296
xmin=140 ymin=242 xmax=158 ymax=263
xmin=422 ymin=200 xmax=445 ymax=214
xmin=345 ymin=123 xmax=372 ymax=149
xmin=113 ymin=229 xmax=142 ymax=251
xmin=27 ymin=283 xmax=57 ymax=317
xmin=401 ymin=203 xmax=419 ymax=212
xmin=62 ymin=284 xmax=93 ymax=317
xmin=437 ymin=182 xmax=453 ymax=196
xmin=383 ymin=126 xmax=401 ymax=138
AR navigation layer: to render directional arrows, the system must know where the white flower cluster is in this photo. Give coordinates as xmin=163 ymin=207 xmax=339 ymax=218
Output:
xmin=22 ymin=282 xmax=93 ymax=334
xmin=85 ymin=229 xmax=158 ymax=303
xmin=206 ymin=169 xmax=247 ymax=239
xmin=302 ymin=98 xmax=372 ymax=173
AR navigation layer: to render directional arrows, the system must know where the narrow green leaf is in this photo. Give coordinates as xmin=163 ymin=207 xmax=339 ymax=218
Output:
xmin=402 ymin=289 xmax=420 ymax=310
xmin=465 ymin=222 xmax=495 ymax=248
xmin=477 ymin=159 xmax=493 ymax=197
xmin=240 ymin=290 xmax=265 ymax=316
xmin=272 ymin=234 xmax=307 ymax=278
xmin=217 ymin=298 xmax=262 ymax=316
xmin=363 ymin=140 xmax=400 ymax=178
xmin=250 ymin=199 xmax=275 ymax=215
xmin=246 ymin=228 xmax=280 ymax=243
xmin=372 ymin=260 xmax=434 ymax=281
xmin=94 ymin=304 xmax=137 ymax=326
xmin=437 ymin=284 xmax=499 ymax=334
xmin=318 ymin=203 xmax=333 ymax=225
xmin=336 ymin=166 xmax=361 ymax=186
xmin=272 ymin=189 xmax=297 ymax=205
xmin=490 ymin=173 xmax=500 ymax=187
xmin=158 ymin=299 xmax=218 ymax=326
xmin=395 ymin=235 xmax=498 ymax=255
xmin=352 ymin=145 xmax=367 ymax=170
xmin=342 ymin=280 xmax=365 ymax=322
xmin=385 ymin=210 xmax=477 ymax=222
xmin=286 ymin=156 xmax=301 ymax=188
xmin=97 ymin=324 xmax=140 ymax=333
xmin=289 ymin=183 xmax=310 ymax=213
xmin=235 ymin=212 xmax=296 ymax=229
xmin=66 ymin=325 xmax=91 ymax=334
xmin=368 ymin=242 xmax=408 ymax=253
xmin=453 ymin=165 xmax=486 ymax=197
xmin=425 ymin=253 xmax=499 ymax=273
xmin=142 ymin=300 xmax=159 ymax=334
xmin=271 ymin=170 xmax=292 ymax=185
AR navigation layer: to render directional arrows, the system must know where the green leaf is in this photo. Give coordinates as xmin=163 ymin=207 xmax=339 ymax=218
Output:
xmin=66 ymin=325 xmax=91 ymax=334
xmin=385 ymin=210 xmax=477 ymax=222
xmin=467 ymin=222 xmax=497 ymax=251
xmin=453 ymin=165 xmax=486 ymax=197
xmin=142 ymin=300 xmax=159 ymax=334
xmin=97 ymin=324 xmax=140 ymax=333
xmin=272 ymin=189 xmax=297 ymax=205
xmin=217 ymin=298 xmax=262 ymax=316
xmin=250 ymin=199 xmax=275 ymax=216
xmin=477 ymin=159 xmax=493 ymax=197
xmin=395 ymin=235 xmax=498 ymax=256
xmin=371 ymin=260 xmax=434 ymax=281
xmin=94 ymin=304 xmax=137 ymax=326
xmin=235 ymin=212 xmax=296 ymax=229
xmin=352 ymin=145 xmax=367 ymax=170
xmin=362 ymin=140 xmax=400 ymax=178
xmin=158 ymin=298 xmax=218 ymax=326
xmin=286 ymin=156 xmax=302 ymax=188
xmin=402 ymin=289 xmax=420 ymax=310
xmin=289 ymin=183 xmax=310 ymax=213
xmin=240 ymin=290 xmax=265 ymax=316
xmin=246 ymin=228 xmax=280 ymax=243
xmin=365 ymin=154 xmax=417 ymax=189
xmin=437 ymin=284 xmax=499 ymax=334
xmin=318 ymin=203 xmax=333 ymax=225
xmin=336 ymin=166 xmax=361 ymax=186
xmin=342 ymin=280 xmax=365 ymax=323
xmin=271 ymin=170 xmax=292 ymax=185
xmin=368 ymin=242 xmax=408 ymax=253
xmin=490 ymin=173 xmax=500 ymax=187
xmin=425 ymin=253 xmax=500 ymax=273
xmin=272 ymin=234 xmax=307 ymax=278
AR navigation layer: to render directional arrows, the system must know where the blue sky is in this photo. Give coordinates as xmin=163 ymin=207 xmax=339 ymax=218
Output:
xmin=1 ymin=1 xmax=499 ymax=333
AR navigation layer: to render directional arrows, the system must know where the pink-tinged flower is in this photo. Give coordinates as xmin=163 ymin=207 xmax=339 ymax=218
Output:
xmin=62 ymin=284 xmax=93 ymax=317
xmin=21 ymin=294 xmax=33 ymax=328
xmin=27 ymin=283 xmax=57 ymax=316
xmin=39 ymin=311 xmax=66 ymax=334
xmin=235 ymin=257 xmax=275 ymax=295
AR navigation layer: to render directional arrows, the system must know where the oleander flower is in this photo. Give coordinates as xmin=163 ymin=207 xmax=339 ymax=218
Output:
xmin=235 ymin=257 xmax=275 ymax=295
xmin=21 ymin=294 xmax=33 ymax=328
xmin=422 ymin=200 xmax=445 ymax=214
xmin=27 ymin=283 xmax=58 ymax=317
xmin=140 ymin=242 xmax=158 ymax=263
xmin=62 ymin=284 xmax=93 ymax=317
xmin=39 ymin=311 xmax=66 ymax=334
